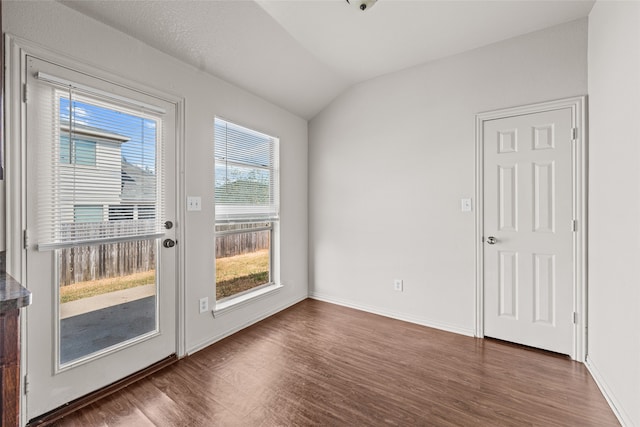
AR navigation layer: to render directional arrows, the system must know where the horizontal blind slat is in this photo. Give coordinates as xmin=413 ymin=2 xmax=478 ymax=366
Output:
xmin=214 ymin=118 xmax=279 ymax=223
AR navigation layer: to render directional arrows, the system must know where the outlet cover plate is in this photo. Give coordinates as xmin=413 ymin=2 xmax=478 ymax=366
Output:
xmin=199 ymin=297 xmax=208 ymax=313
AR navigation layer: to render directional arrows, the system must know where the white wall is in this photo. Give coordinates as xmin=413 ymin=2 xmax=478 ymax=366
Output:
xmin=587 ymin=2 xmax=640 ymax=425
xmin=4 ymin=1 xmax=308 ymax=353
xmin=309 ymin=19 xmax=588 ymax=335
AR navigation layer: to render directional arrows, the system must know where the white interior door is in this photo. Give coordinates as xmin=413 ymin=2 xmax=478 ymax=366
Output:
xmin=24 ymin=56 xmax=177 ymax=420
xmin=483 ymin=108 xmax=574 ymax=355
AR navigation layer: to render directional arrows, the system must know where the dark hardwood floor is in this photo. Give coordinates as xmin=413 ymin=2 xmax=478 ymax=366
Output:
xmin=52 ymin=299 xmax=618 ymax=426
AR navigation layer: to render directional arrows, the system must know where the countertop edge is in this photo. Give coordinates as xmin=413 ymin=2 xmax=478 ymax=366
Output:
xmin=0 ymin=252 xmax=33 ymax=313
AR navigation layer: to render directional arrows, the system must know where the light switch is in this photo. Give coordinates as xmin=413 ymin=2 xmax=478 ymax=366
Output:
xmin=461 ymin=198 xmax=472 ymax=212
xmin=187 ymin=196 xmax=202 ymax=211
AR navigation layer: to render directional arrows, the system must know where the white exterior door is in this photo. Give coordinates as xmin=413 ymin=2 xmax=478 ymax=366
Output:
xmin=483 ymin=108 xmax=574 ymax=355
xmin=24 ymin=57 xmax=178 ymax=420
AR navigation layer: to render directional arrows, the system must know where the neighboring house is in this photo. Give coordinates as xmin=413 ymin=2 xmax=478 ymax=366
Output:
xmin=120 ymin=158 xmax=156 ymax=220
xmin=60 ymin=122 xmax=155 ymax=224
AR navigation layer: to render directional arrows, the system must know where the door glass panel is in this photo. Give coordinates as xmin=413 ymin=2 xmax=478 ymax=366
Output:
xmin=52 ymin=87 xmax=162 ymax=367
xmin=58 ymin=239 xmax=158 ymax=366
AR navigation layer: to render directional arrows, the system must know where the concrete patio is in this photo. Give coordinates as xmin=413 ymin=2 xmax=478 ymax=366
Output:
xmin=59 ymin=286 xmax=156 ymax=364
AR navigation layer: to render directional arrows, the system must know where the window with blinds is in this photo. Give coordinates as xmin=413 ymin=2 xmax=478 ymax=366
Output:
xmin=34 ymin=75 xmax=165 ymax=250
xmin=214 ymin=118 xmax=279 ymax=223
xmin=214 ymin=118 xmax=279 ymax=301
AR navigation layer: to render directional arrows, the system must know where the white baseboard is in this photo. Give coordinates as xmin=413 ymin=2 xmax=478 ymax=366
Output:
xmin=186 ymin=293 xmax=308 ymax=355
xmin=309 ymin=291 xmax=475 ymax=337
xmin=585 ymin=357 xmax=632 ymax=426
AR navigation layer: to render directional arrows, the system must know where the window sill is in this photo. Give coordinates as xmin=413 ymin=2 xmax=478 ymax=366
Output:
xmin=213 ymin=283 xmax=284 ymax=317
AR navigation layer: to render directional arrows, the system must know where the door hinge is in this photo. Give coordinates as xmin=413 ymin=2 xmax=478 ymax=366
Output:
xmin=24 ymin=374 xmax=29 ymax=395
xmin=23 ymin=83 xmax=28 ymax=104
xmin=23 ymin=229 xmax=29 ymax=250
xmin=572 ymin=220 xmax=578 ymax=232
xmin=573 ymin=312 xmax=578 ymax=324
xmin=572 ymin=127 xmax=578 ymax=140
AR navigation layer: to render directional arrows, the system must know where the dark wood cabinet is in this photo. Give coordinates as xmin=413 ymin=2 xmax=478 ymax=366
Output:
xmin=0 ymin=258 xmax=31 ymax=427
xmin=1 ymin=309 xmax=21 ymax=427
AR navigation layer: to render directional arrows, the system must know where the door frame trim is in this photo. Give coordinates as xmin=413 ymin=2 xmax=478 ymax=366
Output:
xmin=474 ymin=96 xmax=587 ymax=362
xmin=5 ymin=34 xmax=187 ymax=424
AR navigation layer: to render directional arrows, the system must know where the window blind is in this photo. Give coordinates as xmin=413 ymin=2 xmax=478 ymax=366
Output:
xmin=34 ymin=78 xmax=165 ymax=250
xmin=214 ymin=118 xmax=279 ymax=223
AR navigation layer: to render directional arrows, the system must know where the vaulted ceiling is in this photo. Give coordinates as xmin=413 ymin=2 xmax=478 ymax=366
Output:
xmin=60 ymin=0 xmax=595 ymax=119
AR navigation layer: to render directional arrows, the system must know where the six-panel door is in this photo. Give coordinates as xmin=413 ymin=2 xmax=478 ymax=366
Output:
xmin=483 ymin=108 xmax=574 ymax=355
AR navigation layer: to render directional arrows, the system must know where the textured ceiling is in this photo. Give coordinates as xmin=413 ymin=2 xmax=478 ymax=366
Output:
xmin=60 ymin=0 xmax=595 ymax=119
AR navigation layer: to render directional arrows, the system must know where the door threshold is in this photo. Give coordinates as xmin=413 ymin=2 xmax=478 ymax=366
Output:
xmin=26 ymin=354 xmax=178 ymax=426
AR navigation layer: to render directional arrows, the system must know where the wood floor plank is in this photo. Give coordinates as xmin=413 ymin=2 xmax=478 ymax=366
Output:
xmin=121 ymin=378 xmax=202 ymax=426
xmin=54 ymin=299 xmax=619 ymax=426
xmin=52 ymin=391 xmax=153 ymax=427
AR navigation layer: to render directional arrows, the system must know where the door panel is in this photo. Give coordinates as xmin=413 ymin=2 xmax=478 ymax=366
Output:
xmin=533 ymin=162 xmax=555 ymax=233
xmin=498 ymin=251 xmax=517 ymax=318
xmin=498 ymin=164 xmax=518 ymax=232
xmin=483 ymin=108 xmax=573 ymax=355
xmin=533 ymin=253 xmax=555 ymax=325
xmin=25 ymin=57 xmax=177 ymax=419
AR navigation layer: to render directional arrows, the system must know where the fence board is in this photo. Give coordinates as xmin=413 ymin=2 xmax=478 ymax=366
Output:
xmin=215 ymin=229 xmax=269 ymax=258
xmin=59 ymin=221 xmax=156 ymax=286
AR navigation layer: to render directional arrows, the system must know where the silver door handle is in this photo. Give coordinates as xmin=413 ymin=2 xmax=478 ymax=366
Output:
xmin=486 ymin=236 xmax=498 ymax=245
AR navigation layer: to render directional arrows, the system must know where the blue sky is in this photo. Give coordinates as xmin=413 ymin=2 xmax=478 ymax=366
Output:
xmin=60 ymin=97 xmax=157 ymax=171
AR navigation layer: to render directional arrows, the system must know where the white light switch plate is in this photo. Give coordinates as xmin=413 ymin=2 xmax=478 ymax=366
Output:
xmin=187 ymin=196 xmax=202 ymax=211
xmin=461 ymin=198 xmax=472 ymax=212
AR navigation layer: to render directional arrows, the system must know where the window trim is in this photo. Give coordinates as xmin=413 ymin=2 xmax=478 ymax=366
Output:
xmin=213 ymin=283 xmax=283 ymax=317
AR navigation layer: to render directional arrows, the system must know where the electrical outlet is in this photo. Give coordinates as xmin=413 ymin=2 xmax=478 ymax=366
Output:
xmin=199 ymin=297 xmax=209 ymax=313
xmin=394 ymin=279 xmax=403 ymax=292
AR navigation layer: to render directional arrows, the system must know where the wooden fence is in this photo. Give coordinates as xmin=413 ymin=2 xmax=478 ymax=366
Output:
xmin=59 ymin=221 xmax=156 ymax=286
xmin=58 ymin=222 xmax=270 ymax=285
xmin=215 ymin=225 xmax=270 ymax=258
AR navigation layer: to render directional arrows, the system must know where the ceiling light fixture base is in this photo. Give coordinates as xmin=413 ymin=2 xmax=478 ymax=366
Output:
xmin=346 ymin=0 xmax=377 ymax=12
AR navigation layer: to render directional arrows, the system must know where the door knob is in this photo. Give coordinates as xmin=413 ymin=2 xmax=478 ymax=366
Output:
xmin=486 ymin=236 xmax=498 ymax=245
xmin=163 ymin=239 xmax=176 ymax=248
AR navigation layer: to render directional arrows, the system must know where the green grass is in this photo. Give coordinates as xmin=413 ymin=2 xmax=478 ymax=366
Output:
xmin=216 ymin=249 xmax=269 ymax=299
xmin=216 ymin=272 xmax=269 ymax=299
xmin=60 ymin=270 xmax=156 ymax=304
